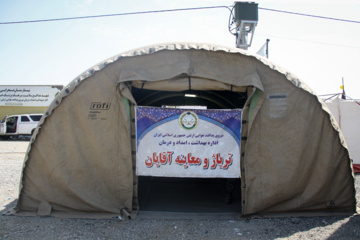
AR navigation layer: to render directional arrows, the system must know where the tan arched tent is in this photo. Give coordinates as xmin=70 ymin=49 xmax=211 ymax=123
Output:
xmin=14 ymin=43 xmax=356 ymax=218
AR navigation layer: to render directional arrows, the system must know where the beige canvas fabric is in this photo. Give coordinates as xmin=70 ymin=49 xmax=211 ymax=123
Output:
xmin=14 ymin=42 xmax=356 ymax=218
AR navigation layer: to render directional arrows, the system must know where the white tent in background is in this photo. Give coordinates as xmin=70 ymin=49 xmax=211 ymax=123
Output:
xmin=324 ymin=95 xmax=360 ymax=173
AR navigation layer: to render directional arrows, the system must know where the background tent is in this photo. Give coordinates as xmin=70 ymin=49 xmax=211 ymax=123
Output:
xmin=325 ymin=97 xmax=360 ymax=173
xmin=14 ymin=43 xmax=356 ymax=218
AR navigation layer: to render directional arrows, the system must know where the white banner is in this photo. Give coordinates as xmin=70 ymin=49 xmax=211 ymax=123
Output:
xmin=0 ymin=86 xmax=61 ymax=107
xmin=136 ymin=107 xmax=241 ymax=178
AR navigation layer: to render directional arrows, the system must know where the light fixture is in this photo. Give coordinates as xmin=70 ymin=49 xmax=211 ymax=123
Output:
xmin=229 ymin=2 xmax=259 ymax=50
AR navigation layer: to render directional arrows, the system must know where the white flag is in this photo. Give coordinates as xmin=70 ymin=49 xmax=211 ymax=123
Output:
xmin=256 ymin=42 xmax=267 ymax=57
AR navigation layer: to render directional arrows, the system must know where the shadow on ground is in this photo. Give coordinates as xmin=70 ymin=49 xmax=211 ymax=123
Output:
xmin=1 ymin=199 xmax=17 ymax=215
xmin=327 ymin=215 xmax=360 ymax=239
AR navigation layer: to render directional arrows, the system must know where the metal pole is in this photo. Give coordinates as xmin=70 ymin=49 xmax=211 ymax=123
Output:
xmin=342 ymin=77 xmax=346 ymax=99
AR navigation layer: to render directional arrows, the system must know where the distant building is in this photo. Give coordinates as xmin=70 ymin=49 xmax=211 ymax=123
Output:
xmin=0 ymin=85 xmax=63 ymax=120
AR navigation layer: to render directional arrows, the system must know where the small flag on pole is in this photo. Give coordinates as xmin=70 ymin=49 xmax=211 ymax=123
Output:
xmin=256 ymin=43 xmax=266 ymax=57
xmin=256 ymin=39 xmax=270 ymax=58
xmin=341 ymin=77 xmax=346 ymax=100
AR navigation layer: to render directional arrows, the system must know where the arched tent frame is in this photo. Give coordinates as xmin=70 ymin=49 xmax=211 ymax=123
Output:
xmin=14 ymin=43 xmax=356 ymax=219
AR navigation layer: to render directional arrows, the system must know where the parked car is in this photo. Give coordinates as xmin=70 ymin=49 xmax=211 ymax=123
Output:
xmin=0 ymin=114 xmax=43 ymax=139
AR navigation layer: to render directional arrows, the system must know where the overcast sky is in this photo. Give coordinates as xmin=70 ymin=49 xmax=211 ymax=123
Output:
xmin=1 ymin=0 xmax=359 ymax=99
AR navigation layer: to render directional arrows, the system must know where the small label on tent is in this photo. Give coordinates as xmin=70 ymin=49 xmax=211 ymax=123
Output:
xmin=88 ymin=102 xmax=111 ymax=120
xmin=268 ymin=95 xmax=286 ymax=99
xmin=135 ymin=107 xmax=241 ymax=178
xmin=268 ymin=94 xmax=288 ymax=119
xmin=90 ymin=102 xmax=111 ymax=110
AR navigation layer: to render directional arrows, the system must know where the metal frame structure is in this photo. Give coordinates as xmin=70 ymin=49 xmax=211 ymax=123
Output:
xmin=229 ymin=2 xmax=258 ymax=50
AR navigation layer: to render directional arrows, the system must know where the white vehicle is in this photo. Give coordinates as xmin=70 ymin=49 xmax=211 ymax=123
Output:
xmin=0 ymin=114 xmax=43 ymax=139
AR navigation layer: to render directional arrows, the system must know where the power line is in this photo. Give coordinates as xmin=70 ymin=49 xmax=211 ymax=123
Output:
xmin=0 ymin=5 xmax=359 ymax=25
xmin=0 ymin=6 xmax=231 ymax=25
xmin=259 ymin=7 xmax=360 ymax=24
xmin=256 ymin=33 xmax=360 ymax=49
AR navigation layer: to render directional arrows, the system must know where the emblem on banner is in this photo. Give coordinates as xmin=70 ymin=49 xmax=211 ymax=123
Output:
xmin=178 ymin=111 xmax=199 ymax=130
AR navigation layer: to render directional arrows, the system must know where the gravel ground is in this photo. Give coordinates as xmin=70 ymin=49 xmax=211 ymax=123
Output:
xmin=1 ymin=140 xmax=359 ymax=240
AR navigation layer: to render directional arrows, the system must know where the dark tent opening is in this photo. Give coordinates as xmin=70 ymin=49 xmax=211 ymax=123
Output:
xmin=132 ymin=88 xmax=247 ymax=109
xmin=132 ymin=87 xmax=247 ymax=217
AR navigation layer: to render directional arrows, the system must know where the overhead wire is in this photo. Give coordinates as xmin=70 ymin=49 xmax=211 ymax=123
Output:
xmin=0 ymin=5 xmax=359 ymax=25
xmin=0 ymin=6 xmax=231 ymax=25
xmin=0 ymin=5 xmax=359 ymax=49
xmin=259 ymin=7 xmax=360 ymax=24
xmin=256 ymin=33 xmax=360 ymax=49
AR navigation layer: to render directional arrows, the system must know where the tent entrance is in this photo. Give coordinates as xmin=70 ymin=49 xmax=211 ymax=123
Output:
xmin=137 ymin=177 xmax=242 ymax=218
xmin=132 ymin=88 xmax=247 ymax=109
xmin=131 ymin=87 xmax=246 ymax=218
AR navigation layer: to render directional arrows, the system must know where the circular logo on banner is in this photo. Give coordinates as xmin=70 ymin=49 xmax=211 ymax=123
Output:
xmin=179 ymin=111 xmax=199 ymax=130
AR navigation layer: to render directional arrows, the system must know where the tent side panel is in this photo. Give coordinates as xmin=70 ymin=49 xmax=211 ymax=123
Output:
xmin=17 ymin=66 xmax=134 ymax=216
xmin=244 ymin=69 xmax=355 ymax=215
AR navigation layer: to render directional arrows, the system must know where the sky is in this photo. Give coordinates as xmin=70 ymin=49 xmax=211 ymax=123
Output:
xmin=0 ymin=0 xmax=359 ymax=99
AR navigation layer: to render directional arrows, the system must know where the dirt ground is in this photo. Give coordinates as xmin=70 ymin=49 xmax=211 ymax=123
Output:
xmin=1 ymin=140 xmax=359 ymax=240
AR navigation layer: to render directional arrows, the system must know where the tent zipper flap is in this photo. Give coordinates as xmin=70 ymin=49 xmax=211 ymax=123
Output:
xmin=117 ymin=82 xmax=141 ymax=218
xmin=240 ymin=86 xmax=265 ymax=216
